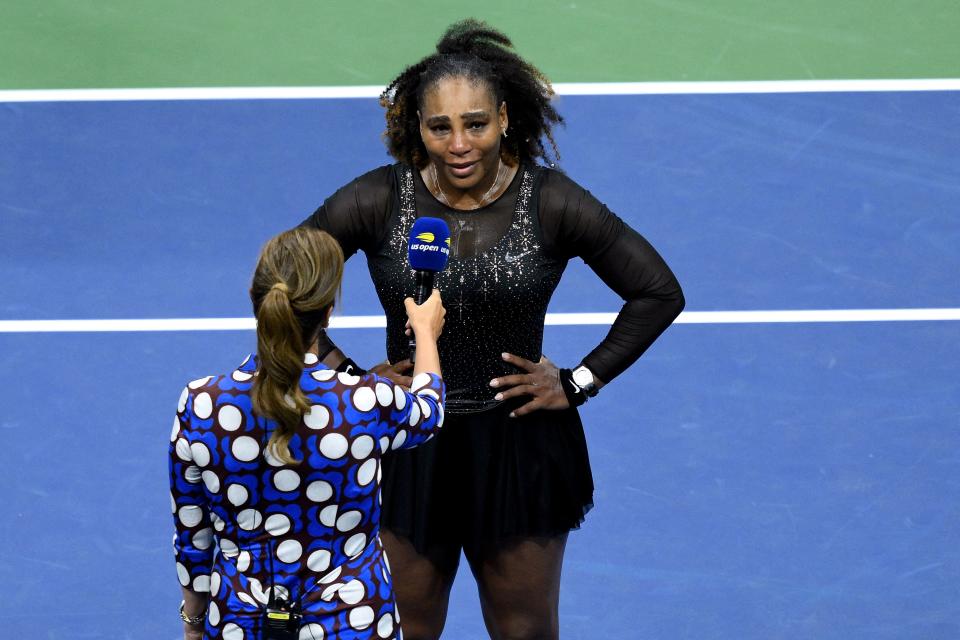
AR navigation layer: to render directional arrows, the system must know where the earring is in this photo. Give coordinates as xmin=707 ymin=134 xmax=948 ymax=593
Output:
xmin=502 ymin=128 xmax=508 ymax=138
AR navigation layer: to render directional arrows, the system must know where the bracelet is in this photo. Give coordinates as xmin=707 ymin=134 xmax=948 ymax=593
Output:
xmin=558 ymin=368 xmax=587 ymax=408
xmin=179 ymin=600 xmax=205 ymax=626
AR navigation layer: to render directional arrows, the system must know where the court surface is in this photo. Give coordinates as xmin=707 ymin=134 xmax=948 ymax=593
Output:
xmin=2 ymin=4 xmax=959 ymax=639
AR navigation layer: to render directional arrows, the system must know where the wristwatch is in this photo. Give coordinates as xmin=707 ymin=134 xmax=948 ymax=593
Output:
xmin=571 ymin=365 xmax=599 ymax=398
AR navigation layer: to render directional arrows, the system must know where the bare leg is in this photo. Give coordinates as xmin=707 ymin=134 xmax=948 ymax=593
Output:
xmin=466 ymin=534 xmax=568 ymax=640
xmin=381 ymin=528 xmax=461 ymax=640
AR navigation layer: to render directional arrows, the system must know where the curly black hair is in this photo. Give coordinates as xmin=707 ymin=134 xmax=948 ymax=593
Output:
xmin=380 ymin=19 xmax=563 ymax=168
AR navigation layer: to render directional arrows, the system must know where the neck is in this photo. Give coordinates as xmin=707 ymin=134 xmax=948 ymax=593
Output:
xmin=432 ymin=158 xmax=508 ymax=210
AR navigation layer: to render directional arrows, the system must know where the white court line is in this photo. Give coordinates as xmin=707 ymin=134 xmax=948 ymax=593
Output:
xmin=1 ymin=79 xmax=959 ymax=103
xmin=1 ymin=309 xmax=959 ymax=333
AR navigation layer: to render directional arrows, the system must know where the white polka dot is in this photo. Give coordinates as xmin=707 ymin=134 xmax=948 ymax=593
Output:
xmin=237 ymin=592 xmax=257 ymax=607
xmin=192 ymin=527 xmax=213 ymax=550
xmin=336 ymin=510 xmax=362 ymax=532
xmin=274 ymin=469 xmax=301 ymax=492
xmin=306 ymin=480 xmax=333 ymax=502
xmin=338 ymin=579 xmax=365 ymax=605
xmin=375 ymin=382 xmax=394 ymax=406
xmin=411 ymin=372 xmax=432 ymax=390
xmin=319 ymin=433 xmax=348 ymax=459
xmin=407 ymin=401 xmax=421 ymax=427
xmin=189 ymin=376 xmax=213 ymax=390
xmin=318 ymin=566 xmax=342 ymax=584
xmin=208 ymin=600 xmax=220 ymax=625
xmin=178 ymin=505 xmax=202 ymax=528
xmin=219 ymin=538 xmax=238 ymax=558
xmin=193 ymin=574 xmax=210 ymax=592
xmin=321 ymin=582 xmax=343 ymax=601
xmin=176 ymin=562 xmax=190 ymax=586
xmin=379 ymin=436 xmax=390 ymax=453
xmin=391 ymin=430 xmax=407 ymax=450
xmin=265 ymin=513 xmax=291 ymax=536
xmin=338 ymin=372 xmax=360 ymax=386
xmin=417 ymin=387 xmax=440 ymax=401
xmin=343 ymin=532 xmax=367 ymax=558
xmin=349 ymin=606 xmax=375 ymax=631
xmin=393 ymin=385 xmax=407 ymax=410
xmin=175 ymin=438 xmax=192 ymax=462
xmin=211 ymin=511 xmax=225 ymax=531
xmin=232 ymin=370 xmax=253 ymax=382
xmin=170 ymin=415 xmax=180 ymax=442
xmin=304 ymin=352 xmax=319 ymax=365
xmin=304 ymin=405 xmax=330 ymax=429
xmin=249 ymin=577 xmax=267 ymax=603
xmin=227 ymin=483 xmax=248 ymax=506
xmin=264 ymin=445 xmax=286 ymax=467
xmin=276 ymin=539 xmax=303 ymax=563
xmin=377 ymin=612 xmax=394 ymax=638
xmin=184 ymin=465 xmax=202 ymax=484
xmin=376 ymin=463 xmax=382 ymax=483
xmin=232 ymin=436 xmax=259 ymax=462
xmin=307 ymin=549 xmax=331 ymax=572
xmin=353 ymin=386 xmax=376 ymax=412
xmin=283 ymin=393 xmax=297 ymax=409
xmin=190 ymin=441 xmax=211 ymax=467
xmin=357 ymin=459 xmax=377 ymax=486
xmin=299 ymin=622 xmax=325 ymax=639
xmin=236 ymin=550 xmax=251 ymax=572
xmin=222 ymin=621 xmax=245 ymax=640
xmin=218 ymin=404 xmax=243 ymax=431
xmin=201 ymin=470 xmax=220 ymax=493
xmin=237 ymin=508 xmax=263 ymax=531
xmin=351 ymin=435 xmax=375 ymax=460
xmin=210 ymin=571 xmax=221 ymax=596
xmin=437 ymin=403 xmax=444 ymax=427
xmin=193 ymin=392 xmax=213 ymax=419
xmin=319 ymin=505 xmax=338 ymax=527
xmin=170 ymin=492 xmax=176 ymax=514
xmin=417 ymin=396 xmax=432 ymax=419
xmin=178 ymin=387 xmax=189 ymax=413
xmin=311 ymin=369 xmax=336 ymax=382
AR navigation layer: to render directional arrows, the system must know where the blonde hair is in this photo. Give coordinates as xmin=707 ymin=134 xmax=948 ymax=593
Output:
xmin=249 ymin=227 xmax=344 ymax=464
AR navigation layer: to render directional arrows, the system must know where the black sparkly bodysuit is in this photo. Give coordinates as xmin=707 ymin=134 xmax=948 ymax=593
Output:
xmin=303 ymin=163 xmax=684 ymax=413
xmin=375 ymin=166 xmax=562 ymax=411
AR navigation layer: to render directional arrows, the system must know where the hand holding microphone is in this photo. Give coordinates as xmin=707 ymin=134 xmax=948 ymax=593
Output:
xmin=407 ymin=217 xmax=451 ymax=363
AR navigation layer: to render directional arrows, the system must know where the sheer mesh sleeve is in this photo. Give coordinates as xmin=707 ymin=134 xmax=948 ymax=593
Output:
xmin=538 ymin=170 xmax=685 ymax=383
xmin=299 ymin=165 xmax=396 ymax=259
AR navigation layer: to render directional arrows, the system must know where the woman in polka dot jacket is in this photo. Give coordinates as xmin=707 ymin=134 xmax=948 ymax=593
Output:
xmin=170 ymin=227 xmax=447 ymax=639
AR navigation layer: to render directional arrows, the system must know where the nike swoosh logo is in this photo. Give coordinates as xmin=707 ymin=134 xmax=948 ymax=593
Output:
xmin=504 ymin=251 xmax=533 ymax=263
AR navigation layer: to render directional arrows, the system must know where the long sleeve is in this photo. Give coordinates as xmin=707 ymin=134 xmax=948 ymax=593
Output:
xmin=299 ymin=165 xmax=396 ymax=260
xmin=375 ymin=372 xmax=446 ymax=451
xmin=538 ymin=170 xmax=685 ymax=383
xmin=169 ymin=386 xmax=214 ymax=593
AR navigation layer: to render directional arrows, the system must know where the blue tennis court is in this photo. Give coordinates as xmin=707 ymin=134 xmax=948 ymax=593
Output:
xmin=1 ymin=88 xmax=958 ymax=638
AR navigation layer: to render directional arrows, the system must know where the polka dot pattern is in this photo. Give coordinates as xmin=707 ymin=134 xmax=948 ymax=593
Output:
xmin=169 ymin=355 xmax=445 ymax=638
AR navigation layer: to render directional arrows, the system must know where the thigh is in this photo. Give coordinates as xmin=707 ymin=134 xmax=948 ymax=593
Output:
xmin=466 ymin=534 xmax=568 ymax=640
xmin=381 ymin=528 xmax=461 ymax=640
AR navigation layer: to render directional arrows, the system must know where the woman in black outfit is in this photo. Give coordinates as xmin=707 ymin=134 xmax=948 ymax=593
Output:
xmin=302 ymin=19 xmax=684 ymax=640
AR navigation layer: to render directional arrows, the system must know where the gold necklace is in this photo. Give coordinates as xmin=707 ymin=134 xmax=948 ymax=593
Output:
xmin=432 ymin=159 xmax=506 ymax=210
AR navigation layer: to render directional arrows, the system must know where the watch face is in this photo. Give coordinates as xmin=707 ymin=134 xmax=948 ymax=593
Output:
xmin=572 ymin=367 xmax=593 ymax=387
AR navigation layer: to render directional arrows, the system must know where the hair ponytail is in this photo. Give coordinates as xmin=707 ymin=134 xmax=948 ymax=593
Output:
xmin=249 ymin=228 xmax=344 ymax=464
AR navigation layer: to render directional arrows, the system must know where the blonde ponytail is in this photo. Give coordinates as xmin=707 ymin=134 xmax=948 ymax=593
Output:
xmin=249 ymin=228 xmax=344 ymax=464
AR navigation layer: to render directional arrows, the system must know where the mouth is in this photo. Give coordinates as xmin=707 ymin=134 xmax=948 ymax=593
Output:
xmin=446 ymin=161 xmax=479 ymax=178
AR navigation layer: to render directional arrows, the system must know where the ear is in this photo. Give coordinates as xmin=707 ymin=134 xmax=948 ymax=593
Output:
xmin=499 ymin=102 xmax=508 ymax=134
xmin=323 ymin=305 xmax=334 ymax=327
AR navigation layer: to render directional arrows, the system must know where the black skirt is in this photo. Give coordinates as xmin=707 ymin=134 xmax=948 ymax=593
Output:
xmin=380 ymin=399 xmax=595 ymax=555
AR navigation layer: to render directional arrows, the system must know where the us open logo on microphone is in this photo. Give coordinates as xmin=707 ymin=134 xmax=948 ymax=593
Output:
xmin=410 ymin=232 xmax=451 ymax=256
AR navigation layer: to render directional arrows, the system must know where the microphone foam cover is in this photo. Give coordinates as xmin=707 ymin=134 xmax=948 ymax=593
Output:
xmin=408 ymin=216 xmax=451 ymax=272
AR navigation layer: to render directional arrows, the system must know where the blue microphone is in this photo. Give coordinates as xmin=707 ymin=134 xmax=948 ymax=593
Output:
xmin=407 ymin=217 xmax=451 ymax=360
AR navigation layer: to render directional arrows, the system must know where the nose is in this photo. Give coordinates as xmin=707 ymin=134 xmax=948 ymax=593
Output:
xmin=449 ymin=128 xmax=471 ymax=156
